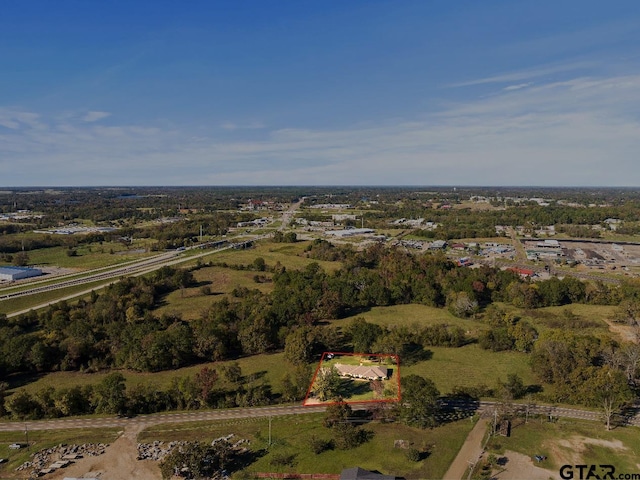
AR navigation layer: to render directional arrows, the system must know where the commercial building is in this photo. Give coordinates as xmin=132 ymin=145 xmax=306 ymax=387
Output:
xmin=325 ymin=228 xmax=375 ymax=238
xmin=0 ymin=266 xmax=43 ymax=281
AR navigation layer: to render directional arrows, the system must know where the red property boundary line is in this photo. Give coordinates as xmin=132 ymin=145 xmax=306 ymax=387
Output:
xmin=303 ymin=352 xmax=401 ymax=407
xmin=254 ymin=474 xmax=340 ymax=479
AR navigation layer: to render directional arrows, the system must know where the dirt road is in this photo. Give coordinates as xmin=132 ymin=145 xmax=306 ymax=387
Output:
xmin=48 ymin=424 xmax=161 ymax=480
xmin=442 ymin=418 xmax=489 ymax=480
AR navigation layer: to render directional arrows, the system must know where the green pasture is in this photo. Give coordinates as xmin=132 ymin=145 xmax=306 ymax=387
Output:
xmin=198 ymin=240 xmax=342 ymax=272
xmin=336 ymin=304 xmax=487 ymax=334
xmin=11 ymin=352 xmax=294 ymax=398
xmin=155 ymin=267 xmax=274 ymax=320
xmin=0 ymin=428 xmax=120 ymax=478
xmin=486 ymin=417 xmax=640 ymax=474
xmin=522 ymin=304 xmax=615 ymax=335
xmin=403 ymin=344 xmax=535 ymax=395
xmin=25 ymin=240 xmax=155 ymax=270
xmin=139 ymin=414 xmax=475 ymax=480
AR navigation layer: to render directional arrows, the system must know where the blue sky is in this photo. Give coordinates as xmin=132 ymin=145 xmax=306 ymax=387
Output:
xmin=1 ymin=1 xmax=640 ymax=186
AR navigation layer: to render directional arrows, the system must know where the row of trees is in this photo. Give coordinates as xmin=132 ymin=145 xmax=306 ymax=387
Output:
xmin=1 ymin=362 xmax=282 ymax=420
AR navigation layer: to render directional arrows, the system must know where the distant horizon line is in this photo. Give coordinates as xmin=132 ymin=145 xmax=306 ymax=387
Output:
xmin=1 ymin=185 xmax=639 ymax=190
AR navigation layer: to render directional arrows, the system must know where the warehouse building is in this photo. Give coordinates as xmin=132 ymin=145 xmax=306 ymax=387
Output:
xmin=0 ymin=266 xmax=43 ymax=282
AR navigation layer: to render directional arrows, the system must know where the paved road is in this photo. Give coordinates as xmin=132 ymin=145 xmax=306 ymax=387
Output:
xmin=1 ymin=399 xmax=638 ymax=433
xmin=3 ymin=236 xmax=271 ymax=318
xmin=0 ymin=404 xmax=328 ymax=432
xmin=447 ymin=400 xmax=640 ymax=427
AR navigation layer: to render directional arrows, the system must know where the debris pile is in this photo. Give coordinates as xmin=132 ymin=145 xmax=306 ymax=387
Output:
xmin=137 ymin=441 xmax=188 ymax=461
xmin=15 ymin=443 xmax=108 ymax=476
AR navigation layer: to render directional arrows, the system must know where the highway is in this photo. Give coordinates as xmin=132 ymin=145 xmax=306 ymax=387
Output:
xmin=0 ymin=404 xmax=326 ymax=432
xmin=2 ymin=235 xmax=270 ymax=318
xmin=0 ymin=400 xmax=638 ymax=433
xmin=0 ymin=251 xmax=180 ymax=302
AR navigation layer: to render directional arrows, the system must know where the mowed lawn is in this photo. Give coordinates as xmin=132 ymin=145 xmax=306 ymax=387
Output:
xmin=139 ymin=414 xmax=475 ymax=480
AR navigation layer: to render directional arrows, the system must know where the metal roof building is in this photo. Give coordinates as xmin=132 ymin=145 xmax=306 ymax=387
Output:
xmin=0 ymin=266 xmax=43 ymax=281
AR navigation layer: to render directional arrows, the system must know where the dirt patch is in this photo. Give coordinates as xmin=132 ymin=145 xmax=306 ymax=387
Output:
xmin=47 ymin=425 xmax=161 ymax=480
xmin=546 ymin=435 xmax=630 ymax=470
xmin=493 ymin=450 xmax=559 ymax=480
xmin=558 ymin=436 xmax=628 ymax=451
xmin=603 ymin=318 xmax=638 ymax=343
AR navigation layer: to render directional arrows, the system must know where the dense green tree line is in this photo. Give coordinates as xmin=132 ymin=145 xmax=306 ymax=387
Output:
xmin=1 ymin=363 xmax=279 ymax=420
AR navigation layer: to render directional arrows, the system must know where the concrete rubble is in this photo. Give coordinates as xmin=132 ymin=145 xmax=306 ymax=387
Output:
xmin=15 ymin=443 xmax=108 ymax=477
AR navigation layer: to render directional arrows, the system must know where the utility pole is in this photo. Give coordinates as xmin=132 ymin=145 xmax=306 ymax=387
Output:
xmin=268 ymin=416 xmax=272 ymax=447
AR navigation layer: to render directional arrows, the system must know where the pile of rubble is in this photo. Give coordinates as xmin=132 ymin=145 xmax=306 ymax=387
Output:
xmin=137 ymin=441 xmax=188 ymax=461
xmin=137 ymin=434 xmax=251 ymax=463
xmin=212 ymin=434 xmax=250 ymax=451
xmin=16 ymin=443 xmax=108 ymax=476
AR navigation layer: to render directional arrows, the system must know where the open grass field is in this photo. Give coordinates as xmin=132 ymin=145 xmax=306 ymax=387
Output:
xmin=198 ymin=241 xmax=342 ymax=273
xmin=155 ymin=267 xmax=275 ymax=320
xmin=25 ymin=240 xmax=155 ymax=270
xmin=402 ymin=344 xmax=535 ymax=394
xmin=10 ymin=352 xmax=295 ymax=398
xmin=486 ymin=417 xmax=640 ymax=474
xmin=154 ymin=240 xmax=342 ymax=320
xmin=334 ymin=304 xmax=488 ymax=334
xmin=0 ymin=427 xmax=121 ymax=478
xmin=522 ymin=304 xmax=616 ymax=336
xmin=138 ymin=414 xmax=475 ymax=480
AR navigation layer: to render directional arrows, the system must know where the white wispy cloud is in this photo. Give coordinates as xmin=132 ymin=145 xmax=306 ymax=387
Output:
xmin=504 ymin=83 xmax=532 ymax=91
xmin=448 ymin=61 xmax=595 ymax=88
xmin=82 ymin=111 xmax=111 ymax=122
xmin=0 ymin=108 xmax=43 ymax=130
xmin=2 ymin=70 xmax=640 ymax=186
xmin=220 ymin=121 xmax=266 ymax=130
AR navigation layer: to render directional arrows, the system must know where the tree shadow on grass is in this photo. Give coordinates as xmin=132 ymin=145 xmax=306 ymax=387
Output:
xmin=437 ymin=396 xmax=481 ymax=425
xmin=337 ymin=378 xmax=372 ymax=399
xmin=231 ymin=447 xmax=267 ymax=474
xmin=242 ymin=370 xmax=268 ymax=383
xmin=5 ymin=372 xmax=47 ymax=390
xmin=401 ymin=345 xmax=432 ymax=366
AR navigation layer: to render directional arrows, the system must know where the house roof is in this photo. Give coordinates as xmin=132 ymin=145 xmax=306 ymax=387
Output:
xmin=334 ymin=364 xmax=388 ymax=379
xmin=340 ymin=467 xmax=396 ymax=480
